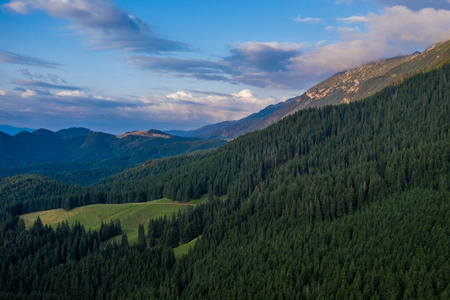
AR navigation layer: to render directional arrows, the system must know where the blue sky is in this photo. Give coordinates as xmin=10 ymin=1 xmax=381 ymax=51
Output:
xmin=0 ymin=0 xmax=449 ymax=134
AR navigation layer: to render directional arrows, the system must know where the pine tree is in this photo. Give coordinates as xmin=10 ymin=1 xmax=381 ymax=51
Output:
xmin=121 ymin=233 xmax=128 ymax=247
xmin=137 ymin=224 xmax=146 ymax=251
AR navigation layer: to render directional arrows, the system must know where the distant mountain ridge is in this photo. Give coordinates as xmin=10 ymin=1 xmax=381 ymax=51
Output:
xmin=170 ymin=40 xmax=450 ymax=140
xmin=0 ymin=125 xmax=35 ymax=136
xmin=117 ymin=129 xmax=172 ymax=139
xmin=57 ymin=127 xmax=92 ymax=138
xmin=0 ymin=127 xmax=226 ymax=185
xmin=166 ymin=100 xmax=291 ymax=139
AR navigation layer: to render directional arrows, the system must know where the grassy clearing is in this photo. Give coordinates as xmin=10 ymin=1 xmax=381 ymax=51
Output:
xmin=21 ymin=197 xmax=198 ymax=244
xmin=21 ymin=194 xmax=227 ymax=245
xmin=188 ymin=194 xmax=209 ymax=205
xmin=174 ymin=236 xmax=201 ymax=259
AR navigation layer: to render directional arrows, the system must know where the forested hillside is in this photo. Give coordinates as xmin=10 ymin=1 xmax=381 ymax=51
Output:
xmin=82 ymin=63 xmax=449 ymax=210
xmin=0 ymin=128 xmax=225 ymax=185
xmin=0 ymin=174 xmax=82 ymax=215
xmin=0 ymin=64 xmax=448 ymax=298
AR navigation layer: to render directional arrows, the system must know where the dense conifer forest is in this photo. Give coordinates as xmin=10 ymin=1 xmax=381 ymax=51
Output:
xmin=0 ymin=64 xmax=448 ymax=298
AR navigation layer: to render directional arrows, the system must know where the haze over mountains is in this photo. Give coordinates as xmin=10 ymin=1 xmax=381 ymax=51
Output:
xmin=0 ymin=125 xmax=35 ymax=136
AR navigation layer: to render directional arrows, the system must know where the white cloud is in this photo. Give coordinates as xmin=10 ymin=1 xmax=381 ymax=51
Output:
xmin=232 ymin=89 xmax=256 ymax=99
xmin=337 ymin=16 xmax=369 ymax=23
xmin=292 ymin=40 xmax=381 ymax=75
xmin=0 ymin=90 xmax=7 ymax=96
xmin=337 ymin=26 xmax=361 ymax=34
xmin=21 ymin=89 xmax=36 ymax=98
xmin=3 ymin=0 xmax=187 ymax=53
xmin=132 ymin=89 xmax=279 ymax=123
xmin=166 ymin=91 xmax=194 ymax=100
xmin=3 ymin=0 xmax=28 ymax=13
xmin=56 ymin=90 xmax=88 ymax=97
xmin=236 ymin=41 xmax=304 ymax=53
xmin=290 ymin=6 xmax=450 ymax=76
xmin=367 ymin=6 xmax=450 ymax=45
xmin=293 ymin=15 xmax=323 ymax=23
xmin=93 ymin=95 xmax=115 ymax=101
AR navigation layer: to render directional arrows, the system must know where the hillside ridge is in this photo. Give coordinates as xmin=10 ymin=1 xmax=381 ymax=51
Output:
xmin=0 ymin=127 xmax=225 ymax=185
xmin=172 ymin=40 xmax=450 ymax=140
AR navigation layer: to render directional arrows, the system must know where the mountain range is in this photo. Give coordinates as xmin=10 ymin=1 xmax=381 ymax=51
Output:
xmin=169 ymin=40 xmax=450 ymax=140
xmin=0 ymin=128 xmax=225 ymax=185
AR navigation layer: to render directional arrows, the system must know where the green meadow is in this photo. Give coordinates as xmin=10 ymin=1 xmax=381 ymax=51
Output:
xmin=173 ymin=236 xmax=201 ymax=259
xmin=20 ymin=194 xmax=222 ymax=246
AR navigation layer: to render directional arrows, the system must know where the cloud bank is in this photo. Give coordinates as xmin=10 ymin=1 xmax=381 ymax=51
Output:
xmin=0 ymin=87 xmax=279 ymax=133
xmin=127 ymin=5 xmax=450 ymax=90
xmin=305 ymin=5 xmax=450 ymax=73
xmin=3 ymin=0 xmax=188 ymax=53
xmin=127 ymin=41 xmax=306 ymax=89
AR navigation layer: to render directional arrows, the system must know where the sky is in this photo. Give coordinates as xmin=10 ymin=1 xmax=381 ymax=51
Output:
xmin=0 ymin=0 xmax=449 ymax=134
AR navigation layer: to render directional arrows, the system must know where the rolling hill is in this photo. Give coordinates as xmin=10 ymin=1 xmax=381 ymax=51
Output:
xmin=0 ymin=128 xmax=226 ymax=185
